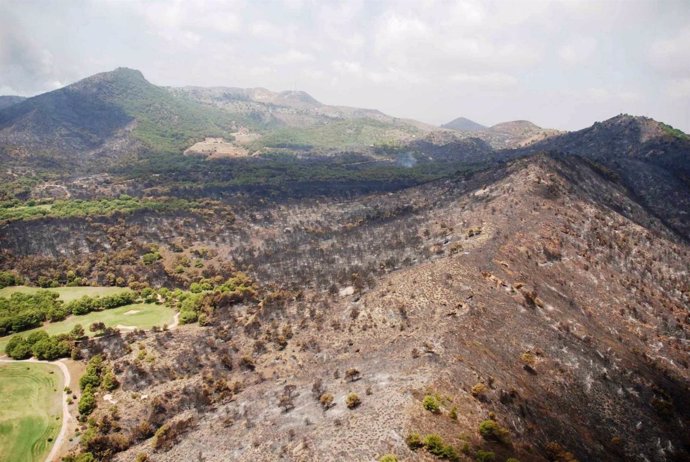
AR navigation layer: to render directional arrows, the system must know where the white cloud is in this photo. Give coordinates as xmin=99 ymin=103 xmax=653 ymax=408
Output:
xmin=582 ymin=87 xmax=640 ymax=103
xmin=558 ymin=37 xmax=597 ymax=66
xmin=666 ymin=78 xmax=690 ymax=98
xmin=331 ymin=60 xmax=425 ymax=85
xmin=250 ymin=21 xmax=283 ymax=40
xmin=1 ymin=0 xmax=689 ymax=131
xmin=648 ymin=27 xmax=690 ymax=76
xmin=265 ymin=49 xmax=315 ymax=66
xmin=448 ymin=72 xmax=518 ymax=88
xmin=134 ymin=0 xmax=244 ymax=44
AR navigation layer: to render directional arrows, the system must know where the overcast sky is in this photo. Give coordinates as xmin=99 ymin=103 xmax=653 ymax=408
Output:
xmin=1 ymin=0 xmax=689 ymax=131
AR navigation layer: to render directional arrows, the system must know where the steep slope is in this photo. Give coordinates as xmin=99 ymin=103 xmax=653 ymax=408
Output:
xmin=26 ymin=155 xmax=686 ymax=462
xmin=514 ymin=114 xmax=690 ymax=239
xmin=442 ymin=117 xmax=487 ymax=132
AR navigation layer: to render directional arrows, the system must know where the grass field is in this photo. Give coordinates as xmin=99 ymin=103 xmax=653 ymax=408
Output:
xmin=0 ymin=285 xmax=131 ymax=302
xmin=0 ymin=362 xmax=63 ymax=462
xmin=0 ymin=303 xmax=176 ymax=352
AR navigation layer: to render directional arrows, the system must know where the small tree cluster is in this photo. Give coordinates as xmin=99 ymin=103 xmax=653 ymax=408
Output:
xmin=5 ymin=330 xmax=72 ymax=360
xmin=77 ymin=355 xmax=118 ymax=416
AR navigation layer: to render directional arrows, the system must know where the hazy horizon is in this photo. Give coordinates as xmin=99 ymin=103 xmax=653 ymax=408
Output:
xmin=1 ymin=0 xmax=689 ymax=132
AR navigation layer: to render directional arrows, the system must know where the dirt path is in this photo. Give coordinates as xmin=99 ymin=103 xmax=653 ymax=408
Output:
xmin=0 ymin=358 xmax=72 ymax=462
xmin=170 ymin=312 xmax=180 ymax=329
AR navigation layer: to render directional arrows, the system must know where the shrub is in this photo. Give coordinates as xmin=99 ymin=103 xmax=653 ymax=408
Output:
xmin=345 ymin=368 xmax=361 ymax=382
xmin=0 ymin=271 xmax=19 ymax=288
xmin=178 ymin=310 xmax=198 ymax=324
xmin=142 ymin=252 xmax=162 ymax=265
xmin=152 ymin=423 xmax=171 ymax=450
xmin=471 ymin=383 xmax=487 ymax=398
xmin=379 ymin=455 xmax=398 ymax=462
xmin=31 ymin=337 xmax=70 ymax=360
xmin=79 ymin=355 xmax=104 ymax=391
xmin=520 ymin=352 xmax=536 ymax=366
xmin=478 ymin=420 xmax=509 ymax=443
xmin=5 ymin=335 xmax=32 ymax=359
xmin=239 ymin=356 xmax=255 ymax=371
xmin=408 ymin=433 xmax=459 ymax=461
xmin=423 ymin=394 xmax=441 ymax=413
xmin=423 ymin=434 xmax=446 ymax=454
xmin=475 ymin=450 xmax=495 ymax=462
xmin=406 ymin=433 xmax=423 ymax=449
xmin=70 ymin=324 xmax=85 ymax=339
xmin=545 ymin=442 xmax=579 ymax=462
xmin=346 ymin=392 xmax=361 ymax=409
xmin=278 ymin=384 xmax=297 ymax=412
xmin=102 ymin=370 xmax=119 ymax=391
xmin=423 ymin=434 xmax=459 ymax=460
xmin=78 ymin=386 xmax=96 ymax=415
xmin=319 ymin=393 xmax=335 ymax=410
xmin=449 ymin=406 xmax=458 ymax=420
xmin=506 ymin=458 xmax=521 ymax=462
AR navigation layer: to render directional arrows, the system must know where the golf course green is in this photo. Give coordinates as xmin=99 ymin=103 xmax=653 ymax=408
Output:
xmin=0 ymin=362 xmax=63 ymax=462
xmin=0 ymin=302 xmax=176 ymax=352
xmin=0 ymin=286 xmax=177 ymax=352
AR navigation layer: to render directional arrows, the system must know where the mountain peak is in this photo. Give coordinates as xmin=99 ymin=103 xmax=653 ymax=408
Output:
xmin=277 ymin=90 xmax=321 ymax=106
xmin=489 ymin=120 xmax=541 ymax=134
xmin=441 ymin=116 xmax=487 ymax=132
xmin=594 ymin=113 xmax=688 ymax=142
xmin=69 ymin=67 xmax=151 ymax=94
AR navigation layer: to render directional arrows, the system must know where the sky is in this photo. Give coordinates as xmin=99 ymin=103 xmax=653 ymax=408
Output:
xmin=1 ymin=0 xmax=689 ymax=132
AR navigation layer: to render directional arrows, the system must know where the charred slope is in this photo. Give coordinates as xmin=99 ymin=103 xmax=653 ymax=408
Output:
xmin=510 ymin=114 xmax=690 ymax=239
xmin=63 ymin=155 xmax=688 ymax=462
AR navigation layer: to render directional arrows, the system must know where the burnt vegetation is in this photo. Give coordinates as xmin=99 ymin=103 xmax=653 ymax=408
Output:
xmin=1 ymin=105 xmax=689 ymax=462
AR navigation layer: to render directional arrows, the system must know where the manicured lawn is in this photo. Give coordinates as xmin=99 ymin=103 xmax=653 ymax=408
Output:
xmin=0 ymin=303 xmax=175 ymax=352
xmin=0 ymin=362 xmax=63 ymax=462
xmin=0 ymin=285 xmax=131 ymax=302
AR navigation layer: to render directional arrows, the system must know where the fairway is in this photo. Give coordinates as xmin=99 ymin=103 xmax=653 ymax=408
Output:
xmin=0 ymin=362 xmax=63 ymax=462
xmin=0 ymin=303 xmax=175 ymax=352
xmin=0 ymin=285 xmax=131 ymax=302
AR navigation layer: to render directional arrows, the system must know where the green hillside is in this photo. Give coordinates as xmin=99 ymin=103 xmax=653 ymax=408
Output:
xmin=76 ymin=68 xmax=238 ymax=152
xmin=255 ymin=118 xmax=421 ymax=150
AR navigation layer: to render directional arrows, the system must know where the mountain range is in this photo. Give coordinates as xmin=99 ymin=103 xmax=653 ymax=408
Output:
xmin=0 ymin=68 xmax=564 ymax=166
xmin=0 ymin=68 xmax=689 ymax=462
